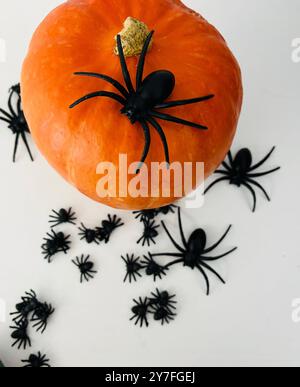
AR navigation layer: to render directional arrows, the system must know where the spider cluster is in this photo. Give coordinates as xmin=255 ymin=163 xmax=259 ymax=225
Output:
xmin=0 ymin=83 xmax=34 ymax=162
xmin=130 ymin=289 xmax=177 ymax=327
xmin=10 ymin=290 xmax=54 ymax=350
xmin=133 ymin=205 xmax=177 ymax=223
xmin=122 ymin=253 xmax=168 ymax=283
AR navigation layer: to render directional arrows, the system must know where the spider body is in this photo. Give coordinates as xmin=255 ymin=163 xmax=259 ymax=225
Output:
xmin=10 ymin=320 xmax=31 ymax=350
xmin=205 ymin=147 xmax=281 ymax=212
xmin=49 ymin=207 xmax=77 ymax=228
xmin=31 ymin=302 xmax=55 ymax=333
xmin=121 ymin=254 xmax=143 ymax=283
xmin=133 ymin=209 xmax=158 ymax=222
xmin=72 ymin=255 xmax=97 ymax=283
xmin=42 ymin=230 xmax=71 ymax=262
xmin=152 ymin=209 xmax=237 ymax=295
xmin=70 ymin=32 xmax=214 ymax=168
xmin=79 ymin=223 xmax=100 ymax=244
xmin=11 ymin=290 xmax=39 ymax=323
xmin=150 ymin=303 xmax=176 ymax=325
xmin=0 ymin=83 xmax=34 ymax=162
xmin=137 ymin=219 xmax=159 ymax=246
xmin=22 ymin=352 xmax=50 ymax=368
xmin=96 ymin=214 xmax=124 ymax=243
xmin=130 ymin=297 xmax=150 ymax=328
xmin=141 ymin=254 xmax=168 ymax=281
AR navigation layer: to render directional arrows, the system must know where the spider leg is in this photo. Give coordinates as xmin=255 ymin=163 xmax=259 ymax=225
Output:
xmin=204 ymin=225 xmax=232 ymax=254
xmin=222 ymin=160 xmax=231 ymax=171
xmin=147 ymin=116 xmax=170 ymax=165
xmin=195 ymin=264 xmax=210 ymax=296
xmin=0 ymin=116 xmax=12 ymax=125
xmin=214 ymin=170 xmax=230 ymax=176
xmin=70 ymin=91 xmax=126 ymax=109
xmin=12 ymin=133 xmax=20 ymax=162
xmin=74 ymin=72 xmax=129 ymax=98
xmin=151 ymin=110 xmax=208 ymax=130
xmin=178 ymin=208 xmax=188 ymax=248
xmin=151 ymin=253 xmax=183 ymax=259
xmin=161 ymin=221 xmax=185 ymax=253
xmin=248 ymin=146 xmax=276 ymax=171
xmin=136 ymin=31 xmax=154 ymax=89
xmin=7 ymin=91 xmax=17 ymax=118
xmin=0 ymin=108 xmax=13 ymax=120
xmin=228 ymin=151 xmax=234 ymax=167
xmin=204 ymin=177 xmax=230 ymax=194
xmin=199 ymin=261 xmax=226 ymax=284
xmin=240 ymin=181 xmax=257 ymax=212
xmin=201 ymin=247 xmax=238 ymax=261
xmin=136 ymin=120 xmax=151 ymax=172
xmin=20 ymin=131 xmax=34 ymax=161
xmin=245 ymin=177 xmax=271 ymax=201
xmin=116 ymin=35 xmax=135 ymax=94
xmin=246 ymin=167 xmax=281 ymax=178
xmin=155 ymin=94 xmax=214 ymax=109
xmin=165 ymin=258 xmax=185 ymax=269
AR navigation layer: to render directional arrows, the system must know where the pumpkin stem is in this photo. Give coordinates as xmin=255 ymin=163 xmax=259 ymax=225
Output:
xmin=114 ymin=17 xmax=153 ymax=57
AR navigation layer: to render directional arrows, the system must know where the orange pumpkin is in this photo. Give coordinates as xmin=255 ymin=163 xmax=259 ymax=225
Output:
xmin=21 ymin=0 xmax=243 ymax=210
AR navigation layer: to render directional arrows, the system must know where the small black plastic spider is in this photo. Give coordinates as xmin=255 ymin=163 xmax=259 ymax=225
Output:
xmin=22 ymin=352 xmax=51 ymax=368
xmin=78 ymin=223 xmax=100 ymax=245
xmin=205 ymin=147 xmax=281 ymax=212
xmin=72 ymin=255 xmax=97 ymax=283
xmin=157 ymin=204 xmax=178 ymax=216
xmin=70 ymin=31 xmax=214 ymax=170
xmin=149 ymin=289 xmax=177 ymax=313
xmin=42 ymin=230 xmax=71 ymax=263
xmin=10 ymin=290 xmax=39 ymax=324
xmin=31 ymin=302 xmax=55 ymax=334
xmin=137 ymin=219 xmax=159 ymax=246
xmin=133 ymin=209 xmax=158 ymax=223
xmin=149 ymin=303 xmax=176 ymax=325
xmin=141 ymin=253 xmax=168 ymax=282
xmin=130 ymin=297 xmax=150 ymax=328
xmin=96 ymin=214 xmax=124 ymax=243
xmin=0 ymin=83 xmax=34 ymax=162
xmin=121 ymin=254 xmax=143 ymax=283
xmin=10 ymin=320 xmax=31 ymax=350
xmin=152 ymin=208 xmax=237 ymax=295
xmin=49 ymin=207 xmax=77 ymax=228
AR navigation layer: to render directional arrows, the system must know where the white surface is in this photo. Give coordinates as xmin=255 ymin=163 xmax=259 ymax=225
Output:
xmin=0 ymin=0 xmax=300 ymax=367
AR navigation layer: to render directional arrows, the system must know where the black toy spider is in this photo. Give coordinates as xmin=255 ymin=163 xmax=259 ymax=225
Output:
xmin=0 ymin=83 xmax=34 ymax=162
xmin=157 ymin=204 xmax=178 ymax=216
xmin=22 ymin=352 xmax=51 ymax=368
xmin=10 ymin=290 xmax=39 ymax=324
xmin=141 ymin=253 xmax=168 ymax=282
xmin=96 ymin=214 xmax=124 ymax=243
xmin=70 ymin=31 xmax=214 ymax=169
xmin=78 ymin=223 xmax=100 ymax=245
xmin=121 ymin=254 xmax=143 ymax=283
xmin=72 ymin=255 xmax=97 ymax=283
xmin=205 ymin=147 xmax=281 ymax=212
xmin=31 ymin=302 xmax=55 ymax=333
xmin=152 ymin=208 xmax=237 ymax=295
xmin=149 ymin=303 xmax=176 ymax=325
xmin=130 ymin=297 xmax=150 ymax=328
xmin=137 ymin=219 xmax=159 ymax=246
xmin=133 ymin=209 xmax=158 ymax=223
xmin=149 ymin=289 xmax=177 ymax=313
xmin=49 ymin=207 xmax=77 ymax=228
xmin=42 ymin=230 xmax=71 ymax=263
xmin=10 ymin=320 xmax=31 ymax=350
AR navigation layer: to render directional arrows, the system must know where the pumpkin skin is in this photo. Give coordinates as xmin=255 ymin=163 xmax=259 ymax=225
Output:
xmin=21 ymin=0 xmax=243 ymax=210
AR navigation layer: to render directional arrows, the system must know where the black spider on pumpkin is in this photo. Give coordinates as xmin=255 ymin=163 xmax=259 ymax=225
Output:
xmin=0 ymin=83 xmax=34 ymax=162
xmin=49 ymin=207 xmax=77 ymax=228
xmin=42 ymin=230 xmax=71 ymax=263
xmin=130 ymin=297 xmax=150 ymax=328
xmin=78 ymin=223 xmax=100 ymax=245
xmin=205 ymin=147 xmax=281 ymax=212
xmin=96 ymin=214 xmax=124 ymax=243
xmin=22 ymin=352 xmax=51 ymax=368
xmin=151 ymin=208 xmax=237 ymax=295
xmin=121 ymin=254 xmax=143 ymax=283
xmin=70 ymin=31 xmax=214 ymax=170
xmin=10 ymin=320 xmax=31 ymax=350
xmin=141 ymin=253 xmax=168 ymax=282
xmin=72 ymin=254 xmax=97 ymax=283
xmin=31 ymin=302 xmax=55 ymax=334
xmin=137 ymin=219 xmax=159 ymax=246
xmin=10 ymin=290 xmax=39 ymax=324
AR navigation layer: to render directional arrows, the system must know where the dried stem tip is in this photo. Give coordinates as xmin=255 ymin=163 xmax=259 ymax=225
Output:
xmin=114 ymin=17 xmax=153 ymax=57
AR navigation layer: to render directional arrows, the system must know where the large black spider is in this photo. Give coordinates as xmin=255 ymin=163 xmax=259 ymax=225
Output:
xmin=130 ymin=297 xmax=150 ymax=328
xmin=0 ymin=83 xmax=34 ymax=162
xmin=72 ymin=255 xmax=97 ymax=283
xmin=141 ymin=253 xmax=168 ymax=282
xmin=22 ymin=352 xmax=51 ymax=368
xmin=70 ymin=31 xmax=214 ymax=169
xmin=205 ymin=147 xmax=281 ymax=212
xmin=49 ymin=207 xmax=77 ymax=228
xmin=152 ymin=208 xmax=237 ymax=295
xmin=42 ymin=230 xmax=71 ymax=263
xmin=10 ymin=290 xmax=39 ymax=324
xmin=78 ymin=223 xmax=100 ymax=245
xmin=10 ymin=320 xmax=31 ymax=350
xmin=137 ymin=219 xmax=159 ymax=246
xmin=31 ymin=302 xmax=55 ymax=333
xmin=121 ymin=254 xmax=143 ymax=283
xmin=96 ymin=214 xmax=124 ymax=243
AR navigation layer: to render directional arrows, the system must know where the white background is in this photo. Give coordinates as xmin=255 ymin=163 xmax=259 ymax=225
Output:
xmin=0 ymin=0 xmax=300 ymax=367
